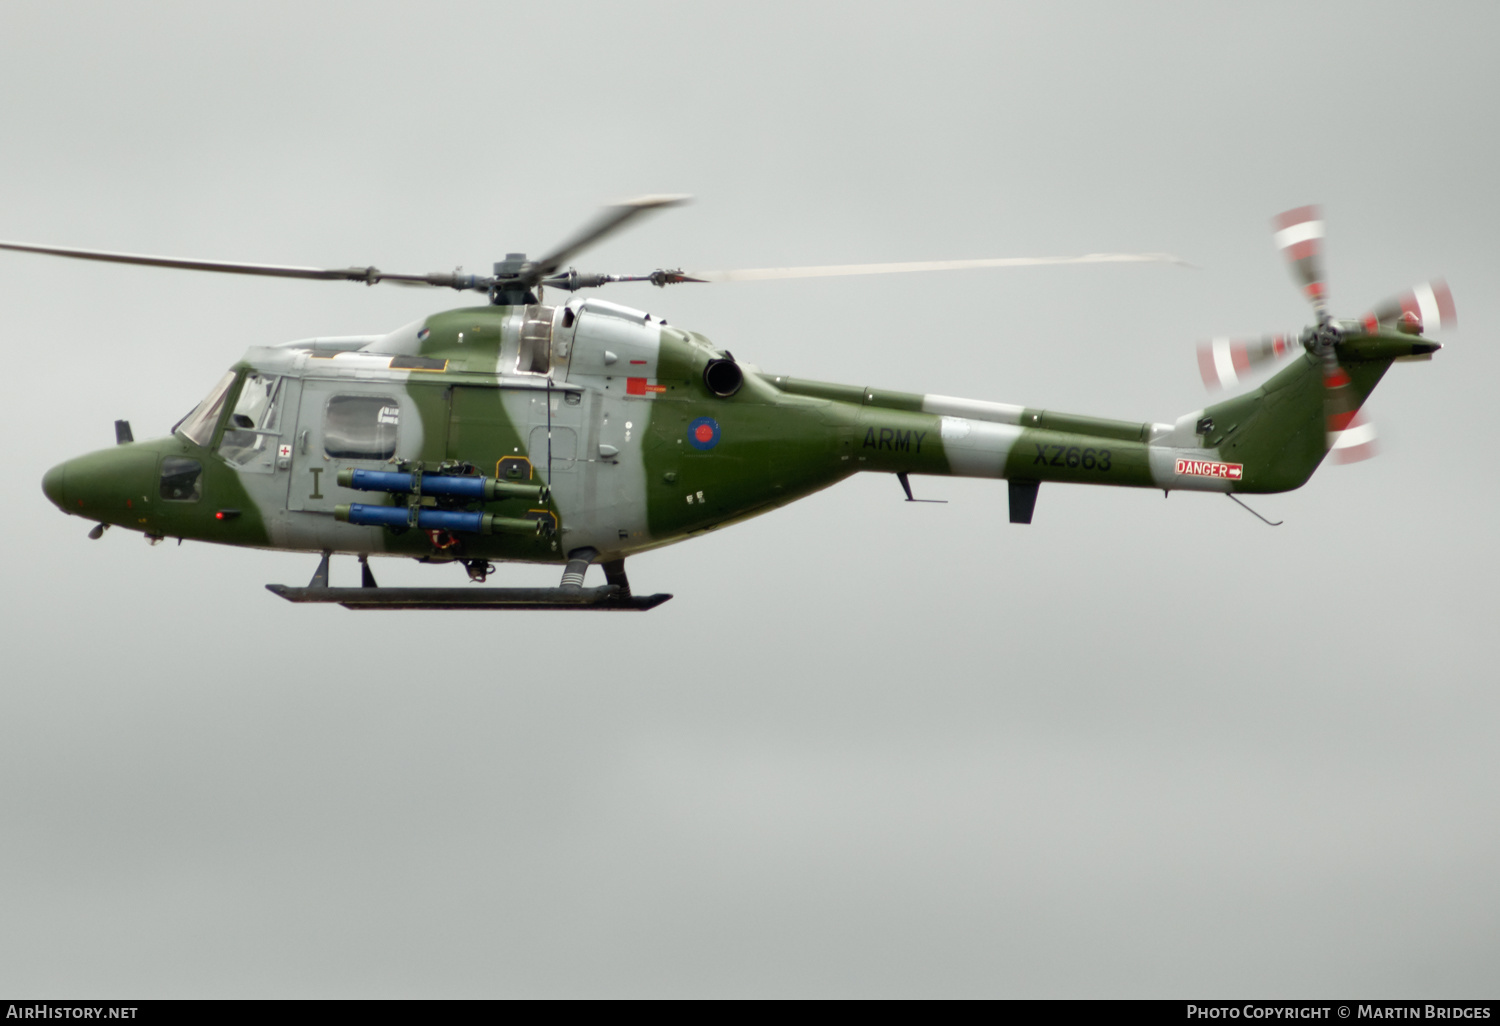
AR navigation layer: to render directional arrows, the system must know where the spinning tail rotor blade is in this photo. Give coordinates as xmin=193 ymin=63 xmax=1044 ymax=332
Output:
xmin=681 ymin=252 xmax=1185 ymax=283
xmin=1197 ymin=334 xmax=1301 ymax=390
xmin=1330 ymin=409 xmax=1378 ymax=464
xmin=1272 ymin=206 xmax=1329 ymax=321
xmin=1322 ymin=356 xmax=1378 ymax=462
xmin=1360 ymin=278 xmax=1456 ymax=334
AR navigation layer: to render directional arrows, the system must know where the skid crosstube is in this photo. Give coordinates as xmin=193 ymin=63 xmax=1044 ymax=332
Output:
xmin=265 ymin=584 xmax=672 ymax=611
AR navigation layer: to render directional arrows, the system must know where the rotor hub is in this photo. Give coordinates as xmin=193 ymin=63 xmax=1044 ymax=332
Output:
xmin=1306 ymin=321 xmax=1342 ymax=356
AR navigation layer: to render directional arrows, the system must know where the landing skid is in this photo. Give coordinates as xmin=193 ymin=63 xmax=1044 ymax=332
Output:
xmin=265 ymin=584 xmax=671 ymax=611
xmin=266 ymin=551 xmax=672 ymax=611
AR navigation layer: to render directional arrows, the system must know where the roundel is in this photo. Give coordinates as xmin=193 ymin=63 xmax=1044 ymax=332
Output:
xmin=687 ymin=417 xmax=721 ymax=451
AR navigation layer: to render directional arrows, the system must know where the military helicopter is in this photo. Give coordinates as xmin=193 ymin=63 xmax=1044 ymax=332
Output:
xmin=19 ymin=199 xmax=1449 ymax=611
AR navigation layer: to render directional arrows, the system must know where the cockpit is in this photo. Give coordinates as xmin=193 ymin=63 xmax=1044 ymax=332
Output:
xmin=217 ymin=371 xmax=285 ymax=469
xmin=173 ymin=370 xmax=235 ymax=447
xmin=173 ymin=368 xmax=287 ymax=473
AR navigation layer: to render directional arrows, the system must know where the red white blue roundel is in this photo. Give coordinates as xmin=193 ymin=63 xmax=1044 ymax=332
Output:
xmin=688 ymin=417 xmax=721 ymax=450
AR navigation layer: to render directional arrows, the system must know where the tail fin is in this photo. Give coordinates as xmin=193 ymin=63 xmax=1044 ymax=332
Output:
xmin=1203 ymin=349 xmax=1392 ymax=493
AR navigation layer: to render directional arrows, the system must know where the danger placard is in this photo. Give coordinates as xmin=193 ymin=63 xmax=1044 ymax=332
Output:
xmin=1175 ymin=458 xmax=1243 ymax=480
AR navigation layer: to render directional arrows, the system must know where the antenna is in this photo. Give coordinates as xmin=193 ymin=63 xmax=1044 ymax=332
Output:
xmin=1227 ymin=493 xmax=1282 ymax=526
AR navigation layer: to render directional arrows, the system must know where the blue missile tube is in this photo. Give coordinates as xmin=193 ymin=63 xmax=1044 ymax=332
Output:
xmin=337 ymin=468 xmax=545 ymax=502
xmin=345 ymin=470 xmax=485 ymax=498
xmin=334 ymin=503 xmax=539 ymax=536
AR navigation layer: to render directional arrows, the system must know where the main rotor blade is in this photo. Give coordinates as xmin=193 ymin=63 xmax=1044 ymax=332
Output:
xmin=529 ymin=195 xmax=691 ymax=282
xmin=0 ymin=239 xmax=483 ymax=289
xmin=681 ymin=252 xmax=1186 ymax=282
xmin=1272 ymin=205 xmax=1329 ymax=321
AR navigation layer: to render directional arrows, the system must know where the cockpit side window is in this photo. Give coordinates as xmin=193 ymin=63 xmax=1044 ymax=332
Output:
xmin=174 ymin=371 xmax=237 ymax=448
xmin=218 ymin=372 xmax=283 ymax=468
xmin=159 ymin=457 xmax=203 ymax=502
xmin=324 ymin=395 xmax=399 ymax=460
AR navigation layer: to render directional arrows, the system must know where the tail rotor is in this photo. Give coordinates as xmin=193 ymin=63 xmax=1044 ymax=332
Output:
xmin=1195 ymin=205 xmax=1455 ymax=466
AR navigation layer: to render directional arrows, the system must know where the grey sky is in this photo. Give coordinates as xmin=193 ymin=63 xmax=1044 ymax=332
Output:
xmin=1 ymin=0 xmax=1496 ymax=997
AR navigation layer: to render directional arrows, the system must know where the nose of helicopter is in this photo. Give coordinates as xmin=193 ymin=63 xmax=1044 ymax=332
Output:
xmin=41 ymin=461 xmax=67 ymax=510
xmin=41 ymin=447 xmax=158 ymax=521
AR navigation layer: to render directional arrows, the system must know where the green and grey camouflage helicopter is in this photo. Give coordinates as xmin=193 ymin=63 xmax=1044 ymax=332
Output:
xmin=19 ymin=199 xmax=1450 ymax=611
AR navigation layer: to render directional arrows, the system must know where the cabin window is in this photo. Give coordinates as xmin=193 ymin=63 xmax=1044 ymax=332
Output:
xmin=174 ymin=371 xmax=236 ymax=448
xmin=218 ymin=373 xmax=284 ymax=467
xmin=323 ymin=395 xmax=399 ymax=460
xmin=159 ymin=457 xmax=203 ymax=502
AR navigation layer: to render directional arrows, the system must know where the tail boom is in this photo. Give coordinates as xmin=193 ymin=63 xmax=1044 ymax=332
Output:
xmin=773 ymin=338 xmax=1417 ymax=503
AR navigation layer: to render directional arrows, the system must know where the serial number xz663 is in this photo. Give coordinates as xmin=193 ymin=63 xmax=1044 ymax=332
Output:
xmin=1032 ymin=444 xmax=1112 ymax=470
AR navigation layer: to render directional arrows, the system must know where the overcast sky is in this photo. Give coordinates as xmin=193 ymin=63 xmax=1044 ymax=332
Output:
xmin=1 ymin=0 xmax=1496 ymax=998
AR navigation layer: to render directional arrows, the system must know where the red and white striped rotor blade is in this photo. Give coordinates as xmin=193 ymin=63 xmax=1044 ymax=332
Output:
xmin=1196 ymin=334 xmax=1300 ymax=390
xmin=1271 ymin=205 xmax=1328 ymax=319
xmin=1322 ymin=360 xmax=1378 ymax=463
xmin=1360 ymin=279 xmax=1456 ymax=334
xmin=1330 ymin=409 xmax=1378 ymax=464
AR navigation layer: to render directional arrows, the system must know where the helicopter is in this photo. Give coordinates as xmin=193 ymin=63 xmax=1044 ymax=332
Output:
xmin=19 ymin=198 xmax=1450 ymax=611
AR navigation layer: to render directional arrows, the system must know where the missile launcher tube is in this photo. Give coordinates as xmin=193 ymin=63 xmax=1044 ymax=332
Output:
xmin=336 ymin=468 xmax=546 ymax=502
xmin=334 ymin=503 xmax=540 ymax=535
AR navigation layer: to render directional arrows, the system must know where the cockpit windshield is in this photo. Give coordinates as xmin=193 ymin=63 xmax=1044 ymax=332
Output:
xmin=218 ymin=372 xmax=284 ymax=469
xmin=173 ymin=371 xmax=236 ymax=448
